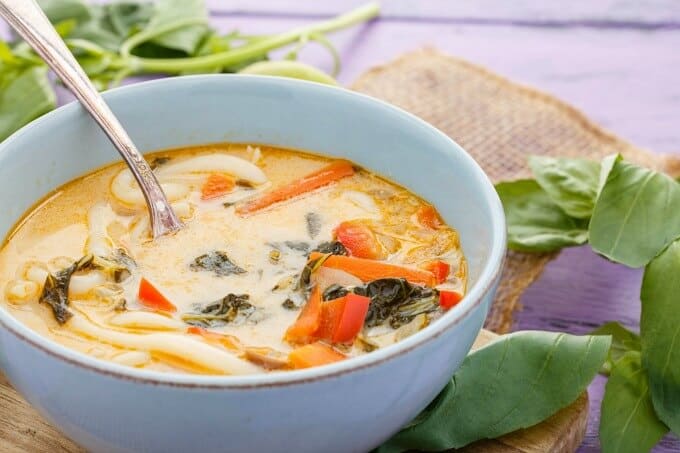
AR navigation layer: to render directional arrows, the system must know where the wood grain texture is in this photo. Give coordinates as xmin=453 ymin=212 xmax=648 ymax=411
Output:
xmin=0 ymin=329 xmax=586 ymax=452
xmin=0 ymin=374 xmax=82 ymax=453
xmin=206 ymin=0 xmax=680 ymax=26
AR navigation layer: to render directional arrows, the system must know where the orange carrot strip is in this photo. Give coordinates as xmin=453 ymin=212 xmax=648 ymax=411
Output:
xmin=237 ymin=160 xmax=354 ymax=214
xmin=186 ymin=326 xmax=243 ymax=351
xmin=138 ymin=278 xmax=177 ymax=312
xmin=416 ymin=205 xmax=443 ymax=229
xmin=288 ymin=342 xmax=346 ymax=369
xmin=284 ymin=286 xmax=323 ymax=344
xmin=309 ymin=252 xmax=436 ymax=287
xmin=201 ymin=174 xmax=235 ymax=200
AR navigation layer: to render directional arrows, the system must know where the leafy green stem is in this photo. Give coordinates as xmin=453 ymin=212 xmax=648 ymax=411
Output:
xmin=134 ymin=3 xmax=379 ymax=74
xmin=120 ymin=18 xmax=208 ymax=57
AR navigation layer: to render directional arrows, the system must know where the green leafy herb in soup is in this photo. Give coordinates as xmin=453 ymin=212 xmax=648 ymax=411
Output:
xmin=0 ymin=144 xmax=466 ymax=375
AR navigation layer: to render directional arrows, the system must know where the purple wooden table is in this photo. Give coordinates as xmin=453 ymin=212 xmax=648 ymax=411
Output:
xmin=4 ymin=2 xmax=680 ymax=451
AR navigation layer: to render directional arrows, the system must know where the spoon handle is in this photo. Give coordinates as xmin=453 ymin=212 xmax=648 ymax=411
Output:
xmin=0 ymin=0 xmax=182 ymax=238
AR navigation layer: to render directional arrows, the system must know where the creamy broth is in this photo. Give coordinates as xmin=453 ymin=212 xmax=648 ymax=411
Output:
xmin=0 ymin=144 xmax=466 ymax=375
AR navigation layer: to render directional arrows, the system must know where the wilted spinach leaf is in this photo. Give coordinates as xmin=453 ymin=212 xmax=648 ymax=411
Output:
xmin=281 ymin=298 xmax=299 ymax=310
xmin=284 ymin=241 xmax=310 ymax=253
xmin=190 ymin=251 xmax=246 ymax=277
xmin=600 ymin=351 xmax=669 ymax=453
xmin=378 ymin=332 xmax=610 ymax=452
xmin=39 ymin=255 xmax=95 ymax=324
xmin=352 ymin=278 xmax=439 ymax=329
xmin=149 ymin=156 xmax=171 ymax=169
xmin=297 ymin=254 xmax=331 ymax=292
xmin=94 ymin=248 xmax=136 ymax=283
xmin=305 ymin=212 xmax=322 ymax=238
xmin=590 ymin=321 xmax=640 ymax=375
xmin=590 ymin=159 xmax=680 ymax=268
xmin=529 ymin=155 xmax=600 ymax=218
xmin=312 ymin=241 xmax=348 ymax=256
xmin=322 ymin=284 xmax=349 ymax=301
xmin=182 ymin=293 xmax=255 ymax=327
xmin=496 ymin=179 xmax=588 ymax=252
xmin=640 ymin=238 xmax=680 ymax=434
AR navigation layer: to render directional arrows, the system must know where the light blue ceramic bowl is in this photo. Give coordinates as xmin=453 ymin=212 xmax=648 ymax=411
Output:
xmin=0 ymin=75 xmax=505 ymax=452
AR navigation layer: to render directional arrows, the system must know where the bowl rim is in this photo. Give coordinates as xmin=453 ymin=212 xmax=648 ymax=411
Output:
xmin=0 ymin=74 xmax=506 ymax=388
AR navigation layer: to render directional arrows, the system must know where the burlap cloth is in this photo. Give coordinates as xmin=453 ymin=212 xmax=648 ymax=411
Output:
xmin=351 ymin=48 xmax=680 ymax=333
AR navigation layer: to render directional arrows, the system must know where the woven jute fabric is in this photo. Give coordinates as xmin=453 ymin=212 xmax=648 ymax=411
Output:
xmin=351 ymin=48 xmax=680 ymax=333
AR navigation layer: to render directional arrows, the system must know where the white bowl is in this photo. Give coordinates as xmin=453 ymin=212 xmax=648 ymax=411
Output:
xmin=0 ymin=75 xmax=505 ymax=452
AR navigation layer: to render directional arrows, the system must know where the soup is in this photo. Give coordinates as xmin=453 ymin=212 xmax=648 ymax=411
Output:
xmin=0 ymin=144 xmax=466 ymax=375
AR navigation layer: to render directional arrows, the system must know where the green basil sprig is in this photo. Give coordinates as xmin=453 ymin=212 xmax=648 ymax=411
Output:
xmin=590 ymin=159 xmax=680 ymax=268
xmin=496 ymin=179 xmax=588 ymax=252
xmin=600 ymin=351 xmax=669 ymax=453
xmin=0 ymin=0 xmax=380 ymax=141
xmin=499 ymin=154 xmax=680 ymax=450
xmin=641 ymin=239 xmax=680 ymax=435
xmin=378 ymin=331 xmax=610 ymax=452
xmin=590 ymin=321 xmax=640 ymax=375
xmin=528 ymin=155 xmax=600 ymax=218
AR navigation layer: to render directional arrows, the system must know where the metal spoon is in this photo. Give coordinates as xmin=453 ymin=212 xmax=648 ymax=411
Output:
xmin=0 ymin=0 xmax=183 ymax=238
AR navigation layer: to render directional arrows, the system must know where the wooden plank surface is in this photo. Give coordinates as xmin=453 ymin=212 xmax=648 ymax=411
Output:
xmin=207 ymin=0 xmax=680 ymax=26
xmin=0 ymin=330 xmax=586 ymax=452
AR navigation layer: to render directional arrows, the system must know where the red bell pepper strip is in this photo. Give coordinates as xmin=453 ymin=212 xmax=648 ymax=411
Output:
xmin=423 ymin=260 xmax=450 ymax=284
xmin=317 ymin=293 xmax=371 ymax=344
xmin=334 ymin=220 xmax=385 ymax=259
xmin=439 ymin=290 xmax=463 ymax=310
xmin=138 ymin=278 xmax=177 ymax=312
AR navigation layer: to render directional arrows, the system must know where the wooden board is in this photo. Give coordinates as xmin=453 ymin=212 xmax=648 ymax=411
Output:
xmin=0 ymin=329 xmax=587 ymax=452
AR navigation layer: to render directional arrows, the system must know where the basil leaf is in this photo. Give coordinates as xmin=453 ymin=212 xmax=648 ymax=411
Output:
xmin=641 ymin=238 xmax=680 ymax=434
xmin=600 ymin=351 xmax=669 ymax=453
xmin=37 ymin=0 xmax=91 ymax=24
xmin=123 ymin=0 xmax=209 ymax=56
xmin=377 ymin=331 xmax=610 ymax=452
xmin=529 ymin=155 xmax=600 ymax=218
xmin=0 ymin=66 xmax=56 ymax=142
xmin=107 ymin=3 xmax=154 ymax=38
xmin=597 ymin=153 xmax=621 ymax=197
xmin=590 ymin=321 xmax=640 ymax=375
xmin=496 ymin=180 xmax=589 ymax=252
xmin=178 ymin=31 xmax=236 ymax=75
xmin=590 ymin=159 xmax=680 ymax=268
